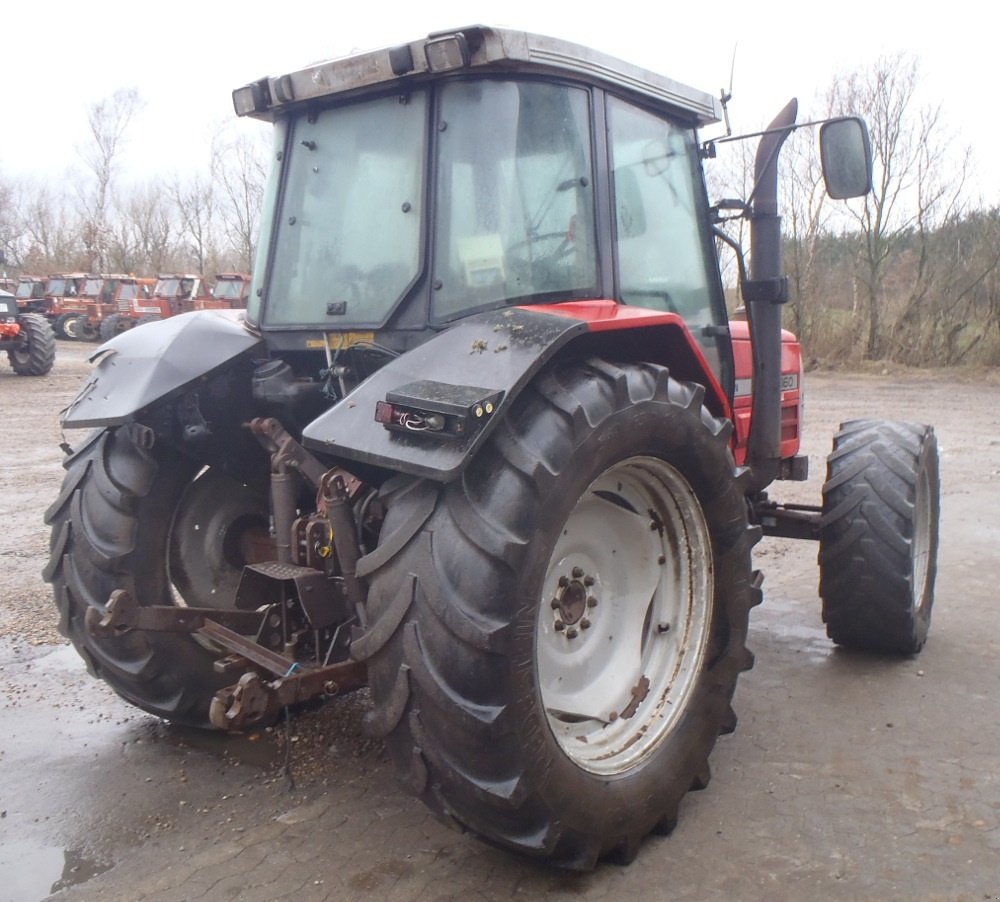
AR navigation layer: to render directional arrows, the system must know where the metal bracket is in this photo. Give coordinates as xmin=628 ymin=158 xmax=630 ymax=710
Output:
xmin=202 ymin=618 xmax=368 ymax=730
xmin=85 ymin=589 xmax=266 ymax=638
xmin=755 ymin=500 xmax=822 ymax=541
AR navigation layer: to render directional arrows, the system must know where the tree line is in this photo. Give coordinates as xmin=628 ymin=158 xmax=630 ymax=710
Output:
xmin=757 ymin=53 xmax=1000 ymax=367
xmin=2 ymin=59 xmax=998 ymax=368
xmin=0 ymin=88 xmax=266 ymax=280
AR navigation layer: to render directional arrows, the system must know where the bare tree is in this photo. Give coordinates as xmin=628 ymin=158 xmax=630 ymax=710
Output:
xmin=75 ymin=88 xmax=144 ymax=272
xmin=16 ymin=180 xmax=83 ymax=271
xmin=828 ymin=54 xmax=969 ymax=361
xmin=112 ymin=182 xmax=177 ymax=273
xmin=213 ymin=129 xmax=269 ymax=271
xmin=170 ymin=171 xmax=218 ymax=274
xmin=780 ymin=122 xmax=834 ymax=349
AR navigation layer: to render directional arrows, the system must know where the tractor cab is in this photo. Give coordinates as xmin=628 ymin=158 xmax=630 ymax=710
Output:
xmin=238 ymin=27 xmax=733 ymax=391
xmin=14 ymin=275 xmax=49 ymax=315
xmin=203 ymin=272 xmax=252 ymax=309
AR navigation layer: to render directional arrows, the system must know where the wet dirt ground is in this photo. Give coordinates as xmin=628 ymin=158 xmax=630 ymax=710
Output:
xmin=1 ymin=341 xmax=999 ymax=901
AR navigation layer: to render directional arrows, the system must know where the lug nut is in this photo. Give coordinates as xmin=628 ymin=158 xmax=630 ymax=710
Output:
xmin=558 ymin=575 xmax=569 ymax=588
xmin=554 ymin=620 xmax=565 ymax=631
xmin=566 ymin=627 xmax=579 ymax=639
xmin=584 ymin=575 xmax=595 ymax=586
xmin=550 ymin=598 xmax=560 ymax=609
xmin=580 ymin=618 xmax=591 ymax=630
xmin=587 ymin=596 xmax=598 ymax=608
xmin=571 ymin=566 xmax=584 ymax=579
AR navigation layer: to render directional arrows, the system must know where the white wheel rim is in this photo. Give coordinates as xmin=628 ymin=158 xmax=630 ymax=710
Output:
xmin=912 ymin=461 xmax=933 ymax=612
xmin=536 ymin=456 xmax=713 ymax=775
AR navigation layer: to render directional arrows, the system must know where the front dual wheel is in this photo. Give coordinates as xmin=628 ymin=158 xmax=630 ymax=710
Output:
xmin=356 ymin=359 xmax=760 ymax=868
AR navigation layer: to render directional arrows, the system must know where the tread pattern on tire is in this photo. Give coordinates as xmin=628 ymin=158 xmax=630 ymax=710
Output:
xmin=8 ymin=313 xmax=56 ymax=376
xmin=354 ymin=358 xmax=759 ymax=868
xmin=44 ymin=426 xmax=239 ymax=724
xmin=819 ymin=419 xmax=940 ymax=654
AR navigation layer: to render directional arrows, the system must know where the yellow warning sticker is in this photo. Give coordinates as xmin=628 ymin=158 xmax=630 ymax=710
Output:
xmin=305 ymin=332 xmax=376 ymax=350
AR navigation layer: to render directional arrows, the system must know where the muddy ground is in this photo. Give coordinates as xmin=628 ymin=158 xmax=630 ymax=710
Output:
xmin=1 ymin=341 xmax=998 ymax=901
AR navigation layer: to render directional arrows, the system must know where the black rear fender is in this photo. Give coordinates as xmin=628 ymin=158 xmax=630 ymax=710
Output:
xmin=60 ymin=310 xmax=266 ymax=479
xmin=302 ymin=305 xmax=728 ymax=482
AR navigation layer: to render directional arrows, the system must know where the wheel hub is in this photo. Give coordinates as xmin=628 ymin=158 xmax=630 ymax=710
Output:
xmin=535 ymin=456 xmax=713 ymax=775
xmin=551 ymin=567 xmax=597 ymax=635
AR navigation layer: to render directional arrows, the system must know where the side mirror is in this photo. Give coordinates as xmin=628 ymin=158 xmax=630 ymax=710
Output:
xmin=819 ymin=117 xmax=873 ymax=200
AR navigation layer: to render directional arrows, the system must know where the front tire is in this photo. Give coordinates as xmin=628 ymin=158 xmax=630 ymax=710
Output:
xmin=53 ymin=312 xmax=76 ymax=340
xmin=355 ymin=359 xmax=759 ymax=868
xmin=819 ymin=419 xmax=940 ymax=654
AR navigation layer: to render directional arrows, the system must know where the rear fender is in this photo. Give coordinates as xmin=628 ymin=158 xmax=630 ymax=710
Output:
xmin=61 ymin=310 xmax=264 ymax=429
xmin=303 ymin=302 xmax=729 ymax=482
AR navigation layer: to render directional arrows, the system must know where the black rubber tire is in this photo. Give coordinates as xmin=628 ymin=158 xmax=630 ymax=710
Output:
xmin=8 ymin=313 xmax=56 ymax=376
xmin=61 ymin=315 xmax=81 ymax=340
xmin=819 ymin=419 xmax=940 ymax=654
xmin=354 ymin=359 xmax=760 ymax=869
xmin=73 ymin=315 xmax=101 ymax=342
xmin=53 ymin=312 xmax=77 ymax=340
xmin=44 ymin=425 xmax=269 ymax=725
xmin=99 ymin=313 xmax=130 ymax=342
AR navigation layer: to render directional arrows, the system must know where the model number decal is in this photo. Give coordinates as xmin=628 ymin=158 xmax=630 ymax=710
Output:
xmin=734 ymin=374 xmax=798 ymax=397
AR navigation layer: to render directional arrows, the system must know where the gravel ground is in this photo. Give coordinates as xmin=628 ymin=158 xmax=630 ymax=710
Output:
xmin=3 ymin=338 xmax=1000 ymax=900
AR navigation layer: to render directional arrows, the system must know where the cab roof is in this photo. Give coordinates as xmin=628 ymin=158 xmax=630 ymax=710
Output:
xmin=233 ymin=25 xmax=721 ymax=127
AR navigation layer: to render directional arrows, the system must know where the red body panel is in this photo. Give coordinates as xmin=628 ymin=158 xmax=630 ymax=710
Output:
xmin=525 ymin=300 xmax=733 ymax=422
xmin=728 ymin=320 xmax=803 ymax=465
xmin=521 ymin=301 xmax=804 ymax=467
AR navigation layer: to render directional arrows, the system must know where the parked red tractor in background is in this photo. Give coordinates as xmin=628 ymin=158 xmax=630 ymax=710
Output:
xmin=201 ymin=272 xmax=252 ymax=310
xmin=47 ymin=27 xmax=939 ymax=869
xmin=40 ymin=273 xmax=88 ymax=338
xmin=14 ymin=275 xmax=50 ymax=316
xmin=57 ymin=274 xmax=157 ymax=342
xmin=103 ymin=273 xmax=251 ymax=337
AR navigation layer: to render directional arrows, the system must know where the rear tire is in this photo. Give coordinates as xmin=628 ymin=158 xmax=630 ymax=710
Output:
xmin=8 ymin=313 xmax=56 ymax=376
xmin=819 ymin=419 xmax=940 ymax=654
xmin=99 ymin=313 xmax=131 ymax=342
xmin=73 ymin=315 xmax=100 ymax=342
xmin=355 ymin=359 xmax=760 ymax=868
xmin=44 ymin=425 xmax=271 ymax=725
xmin=53 ymin=313 xmax=76 ymax=340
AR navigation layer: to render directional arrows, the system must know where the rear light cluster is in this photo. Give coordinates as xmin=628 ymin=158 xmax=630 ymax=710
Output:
xmin=375 ymin=380 xmax=503 ymax=441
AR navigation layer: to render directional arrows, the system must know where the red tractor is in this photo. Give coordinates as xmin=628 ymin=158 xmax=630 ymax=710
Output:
xmin=41 ymin=273 xmax=88 ymax=338
xmin=14 ymin=275 xmax=50 ymax=316
xmin=200 ymin=272 xmax=252 ymax=311
xmin=60 ymin=274 xmax=158 ymax=342
xmin=102 ymin=275 xmax=244 ymax=339
xmin=46 ymin=27 xmax=938 ymax=869
xmin=113 ymin=273 xmax=211 ymax=329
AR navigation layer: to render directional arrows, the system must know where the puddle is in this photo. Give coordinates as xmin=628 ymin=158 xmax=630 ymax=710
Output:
xmin=0 ymin=841 xmax=111 ymax=899
xmin=153 ymin=720 xmax=283 ymax=769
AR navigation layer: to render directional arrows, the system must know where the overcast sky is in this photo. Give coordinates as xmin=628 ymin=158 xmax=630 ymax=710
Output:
xmin=3 ymin=0 xmax=993 ymax=200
